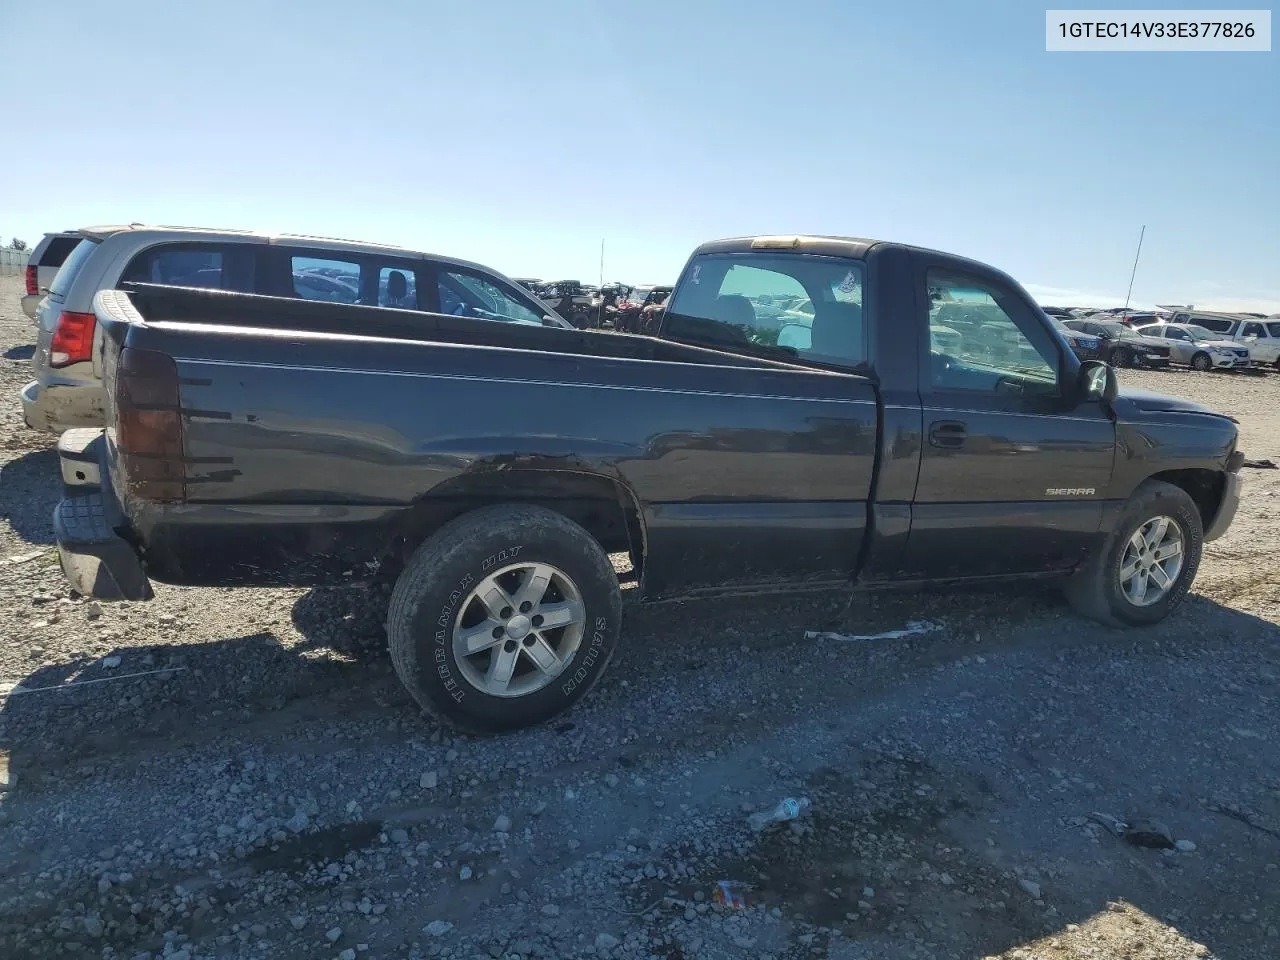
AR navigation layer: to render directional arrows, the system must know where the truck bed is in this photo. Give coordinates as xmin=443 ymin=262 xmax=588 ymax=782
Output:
xmin=93 ymin=285 xmax=881 ymax=600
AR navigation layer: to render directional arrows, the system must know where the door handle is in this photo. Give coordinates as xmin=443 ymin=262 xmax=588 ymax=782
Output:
xmin=929 ymin=420 xmax=967 ymax=448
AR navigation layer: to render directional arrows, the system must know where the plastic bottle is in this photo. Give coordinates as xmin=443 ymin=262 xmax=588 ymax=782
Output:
xmin=747 ymin=796 xmax=811 ymax=832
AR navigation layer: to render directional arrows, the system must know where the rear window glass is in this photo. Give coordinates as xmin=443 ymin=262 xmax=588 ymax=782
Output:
xmin=48 ymin=238 xmax=101 ymax=299
xmin=122 ymin=244 xmax=257 ymax=291
xmin=41 ymin=236 xmax=82 ymax=266
xmin=666 ymin=253 xmax=866 ymax=366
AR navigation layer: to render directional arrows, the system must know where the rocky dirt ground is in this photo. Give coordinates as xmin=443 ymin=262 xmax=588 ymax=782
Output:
xmin=1 ymin=272 xmax=1278 ymax=960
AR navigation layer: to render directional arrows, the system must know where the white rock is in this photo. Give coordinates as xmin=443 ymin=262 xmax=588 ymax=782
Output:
xmin=494 ymin=815 xmax=512 ymax=833
xmin=338 ymin=950 xmax=356 ymax=960
xmin=420 ymin=771 xmax=438 ymax=789
xmin=1018 ymin=879 xmax=1042 ymax=900
xmin=459 ymin=865 xmax=473 ymax=880
xmin=101 ymin=656 xmax=121 ymax=669
xmin=541 ymin=904 xmax=561 ymax=917
xmin=424 ymin=920 xmax=453 ymax=937
xmin=290 ymin=916 xmax=307 ymax=930
xmin=1176 ymin=839 xmax=1198 ymax=852
xmin=326 ymin=926 xmax=342 ymax=943
xmin=389 ymin=828 xmax=409 ymax=844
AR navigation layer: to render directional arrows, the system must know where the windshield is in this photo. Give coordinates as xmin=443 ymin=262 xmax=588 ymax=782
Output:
xmin=1184 ymin=325 xmax=1220 ymax=340
xmin=48 ymin=237 xmax=100 ymax=299
xmin=1098 ymin=321 xmax=1136 ymax=339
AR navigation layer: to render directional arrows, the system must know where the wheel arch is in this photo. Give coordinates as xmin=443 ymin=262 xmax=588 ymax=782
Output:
xmin=382 ymin=468 xmax=646 ymax=582
xmin=1144 ymin=468 xmax=1225 ymax=529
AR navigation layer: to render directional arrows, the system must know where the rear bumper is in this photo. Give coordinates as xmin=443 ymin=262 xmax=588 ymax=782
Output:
xmin=1204 ymin=471 xmax=1241 ymax=542
xmin=20 ymin=378 xmax=107 ymax=434
xmin=53 ymin=431 xmax=153 ymax=601
xmin=21 ymin=294 xmax=43 ymax=321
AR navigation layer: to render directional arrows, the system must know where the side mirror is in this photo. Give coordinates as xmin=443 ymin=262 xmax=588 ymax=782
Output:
xmin=1078 ymin=359 xmax=1117 ymax=404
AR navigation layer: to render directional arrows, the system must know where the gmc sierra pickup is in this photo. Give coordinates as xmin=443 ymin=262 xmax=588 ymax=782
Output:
xmin=53 ymin=235 xmax=1243 ymax=733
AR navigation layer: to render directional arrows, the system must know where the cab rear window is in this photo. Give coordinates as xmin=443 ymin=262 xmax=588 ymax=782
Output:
xmin=666 ymin=253 xmax=866 ymax=367
xmin=48 ymin=238 xmax=101 ymax=299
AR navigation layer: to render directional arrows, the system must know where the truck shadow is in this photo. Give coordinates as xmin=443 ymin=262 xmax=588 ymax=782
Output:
xmin=0 ymin=448 xmax=59 ymax=545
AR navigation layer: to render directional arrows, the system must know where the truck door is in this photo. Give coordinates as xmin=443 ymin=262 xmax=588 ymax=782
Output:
xmin=900 ymin=257 xmax=1116 ymax=579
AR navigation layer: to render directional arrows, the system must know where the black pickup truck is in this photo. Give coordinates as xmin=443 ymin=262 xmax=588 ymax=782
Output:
xmin=54 ymin=235 xmax=1243 ymax=733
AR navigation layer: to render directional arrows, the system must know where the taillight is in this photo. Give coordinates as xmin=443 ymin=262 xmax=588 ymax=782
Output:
xmin=114 ymin=348 xmax=185 ymax=503
xmin=49 ymin=311 xmax=96 ymax=367
xmin=25 ymin=264 xmax=38 ymax=296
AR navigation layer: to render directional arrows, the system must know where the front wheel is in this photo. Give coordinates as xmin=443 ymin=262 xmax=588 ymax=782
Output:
xmin=1190 ymin=352 xmax=1213 ymax=372
xmin=387 ymin=504 xmax=623 ymax=733
xmin=1064 ymin=480 xmax=1203 ymax=627
xmin=1111 ymin=346 xmax=1133 ymax=368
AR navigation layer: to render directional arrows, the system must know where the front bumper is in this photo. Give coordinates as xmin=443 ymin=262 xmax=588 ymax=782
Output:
xmin=1210 ymin=353 xmax=1250 ymax=369
xmin=53 ymin=431 xmax=153 ymax=601
xmin=1204 ymin=471 xmax=1241 ymax=542
xmin=20 ymin=379 xmax=107 ymax=434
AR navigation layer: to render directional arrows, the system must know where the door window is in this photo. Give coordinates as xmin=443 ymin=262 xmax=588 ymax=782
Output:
xmin=437 ymin=269 xmax=546 ymax=325
xmin=1242 ymin=322 xmax=1265 ymax=338
xmin=926 ymin=272 xmax=1058 ymax=395
xmin=291 ymin=256 xmax=361 ymax=304
xmin=378 ymin=266 xmax=418 ymax=308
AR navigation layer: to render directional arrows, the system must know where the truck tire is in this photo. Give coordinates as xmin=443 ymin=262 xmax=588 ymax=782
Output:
xmin=1190 ymin=352 xmax=1213 ymax=372
xmin=387 ymin=504 xmax=622 ymax=734
xmin=1063 ymin=480 xmax=1203 ymax=628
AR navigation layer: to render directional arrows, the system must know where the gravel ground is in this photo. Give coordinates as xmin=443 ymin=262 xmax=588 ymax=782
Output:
xmin=1 ymin=273 xmax=1278 ymax=960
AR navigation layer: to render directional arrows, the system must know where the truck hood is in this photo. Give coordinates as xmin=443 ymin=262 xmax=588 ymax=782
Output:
xmin=1117 ymin=386 xmax=1235 ymax=422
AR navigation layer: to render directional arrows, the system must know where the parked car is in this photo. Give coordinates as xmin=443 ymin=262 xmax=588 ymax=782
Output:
xmin=55 ymin=234 xmax=1242 ymax=733
xmin=1165 ymin=310 xmax=1280 ymax=369
xmin=1040 ymin=306 xmax=1073 ymax=321
xmin=20 ymin=225 xmax=570 ymax=434
xmin=615 ymin=284 xmax=672 ymax=333
xmin=1063 ymin=318 xmax=1172 ymax=368
xmin=535 ymin=281 xmax=597 ymax=328
xmin=21 ymin=231 xmax=83 ymax=320
xmin=1048 ymin=318 xmax=1103 ymax=361
xmin=1133 ymin=322 xmax=1251 ymax=371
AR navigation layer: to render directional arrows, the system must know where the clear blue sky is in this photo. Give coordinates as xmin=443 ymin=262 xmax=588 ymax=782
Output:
xmin=2 ymin=0 xmax=1276 ymax=310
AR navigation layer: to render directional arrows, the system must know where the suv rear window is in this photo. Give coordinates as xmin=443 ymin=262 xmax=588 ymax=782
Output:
xmin=48 ymin=238 xmax=101 ymax=299
xmin=41 ymin=236 xmax=82 ymax=267
xmin=122 ymin=244 xmax=256 ymax=291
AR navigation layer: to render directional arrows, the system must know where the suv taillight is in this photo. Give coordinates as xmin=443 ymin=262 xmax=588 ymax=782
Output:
xmin=24 ymin=264 xmax=38 ymax=296
xmin=115 ymin=348 xmax=185 ymax=503
xmin=49 ymin=311 xmax=96 ymax=367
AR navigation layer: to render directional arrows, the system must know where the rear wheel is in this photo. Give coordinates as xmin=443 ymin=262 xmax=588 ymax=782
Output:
xmin=1190 ymin=352 xmax=1213 ymax=372
xmin=387 ymin=504 xmax=623 ymax=733
xmin=1064 ymin=480 xmax=1203 ymax=627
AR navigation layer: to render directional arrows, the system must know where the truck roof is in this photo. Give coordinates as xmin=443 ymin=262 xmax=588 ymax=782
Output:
xmin=692 ymin=235 xmax=1020 ymax=283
